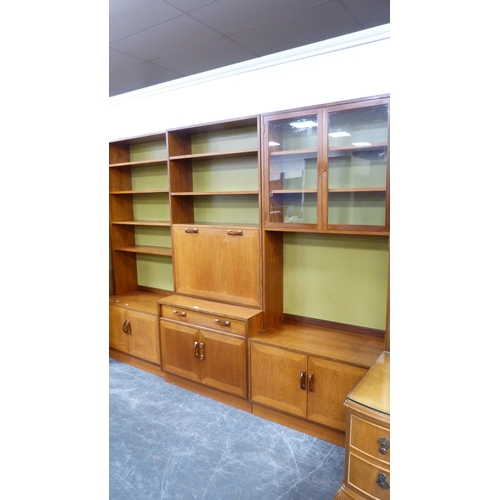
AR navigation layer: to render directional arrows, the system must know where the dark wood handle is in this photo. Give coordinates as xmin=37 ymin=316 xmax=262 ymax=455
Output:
xmin=308 ymin=372 xmax=314 ymax=392
xmin=173 ymin=310 xmax=186 ymax=317
xmin=227 ymin=230 xmax=243 ymax=236
xmin=215 ymin=318 xmax=231 ymax=327
xmin=300 ymin=370 xmax=306 ymax=390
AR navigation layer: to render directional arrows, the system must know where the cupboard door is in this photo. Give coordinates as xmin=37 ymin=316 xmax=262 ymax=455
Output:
xmin=109 ymin=306 xmax=129 ymax=353
xmin=127 ymin=310 xmax=160 ymax=364
xmin=173 ymin=225 xmax=261 ymax=307
xmin=250 ymin=343 xmax=307 ymax=418
xmin=307 ymin=358 xmax=366 ymax=431
xmin=160 ymin=321 xmax=201 ymax=382
xmin=200 ymin=330 xmax=247 ymax=398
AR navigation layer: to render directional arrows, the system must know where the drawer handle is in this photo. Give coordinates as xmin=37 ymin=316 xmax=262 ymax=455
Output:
xmin=300 ymin=370 xmax=306 ymax=390
xmin=308 ymin=372 xmax=314 ymax=392
xmin=376 ymin=472 xmax=390 ymax=490
xmin=199 ymin=342 xmax=205 ymax=361
xmin=227 ymin=230 xmax=243 ymax=236
xmin=378 ymin=437 xmax=390 ymax=455
xmin=185 ymin=227 xmax=198 ymax=233
xmin=173 ymin=310 xmax=186 ymax=317
xmin=194 ymin=341 xmax=199 ymax=358
xmin=122 ymin=320 xmax=131 ymax=334
xmin=215 ymin=319 xmax=231 ymax=327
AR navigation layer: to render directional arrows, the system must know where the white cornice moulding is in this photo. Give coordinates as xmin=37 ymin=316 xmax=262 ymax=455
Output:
xmin=109 ymin=24 xmax=390 ymax=106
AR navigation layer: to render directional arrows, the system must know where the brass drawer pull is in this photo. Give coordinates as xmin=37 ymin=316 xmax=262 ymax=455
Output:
xmin=378 ymin=437 xmax=390 ymax=455
xmin=300 ymin=370 xmax=306 ymax=390
xmin=173 ymin=310 xmax=186 ymax=317
xmin=184 ymin=227 xmax=198 ymax=233
xmin=376 ymin=472 xmax=390 ymax=490
xmin=215 ymin=319 xmax=231 ymax=327
xmin=227 ymin=230 xmax=243 ymax=236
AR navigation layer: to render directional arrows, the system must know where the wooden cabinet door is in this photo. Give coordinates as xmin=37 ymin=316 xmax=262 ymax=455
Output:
xmin=127 ymin=309 xmax=160 ymax=364
xmin=250 ymin=343 xmax=307 ymax=418
xmin=200 ymin=330 xmax=247 ymax=398
xmin=160 ymin=321 xmax=201 ymax=382
xmin=109 ymin=306 xmax=129 ymax=353
xmin=173 ymin=225 xmax=261 ymax=307
xmin=307 ymin=357 xmax=366 ymax=431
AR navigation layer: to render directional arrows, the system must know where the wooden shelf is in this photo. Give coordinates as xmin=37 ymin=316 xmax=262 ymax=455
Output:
xmin=172 ymin=191 xmax=258 ymax=196
xmin=169 ymin=149 xmax=257 ymax=161
xmin=109 ymin=158 xmax=168 ymax=168
xmin=110 ymin=189 xmax=169 ymax=195
xmin=328 ymin=187 xmax=386 ymax=193
xmin=110 ymin=220 xmax=171 ymax=226
xmin=115 ymin=246 xmax=173 ymax=256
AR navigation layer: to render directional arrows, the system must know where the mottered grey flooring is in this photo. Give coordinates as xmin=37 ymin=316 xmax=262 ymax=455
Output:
xmin=109 ymin=358 xmax=344 ymax=500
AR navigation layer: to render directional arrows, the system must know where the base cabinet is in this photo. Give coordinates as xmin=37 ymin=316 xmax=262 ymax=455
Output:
xmin=158 ymin=295 xmax=263 ymax=400
xmin=250 ymin=342 xmax=367 ymax=430
xmin=160 ymin=320 xmax=247 ymax=398
xmin=109 ymin=303 xmax=160 ymax=364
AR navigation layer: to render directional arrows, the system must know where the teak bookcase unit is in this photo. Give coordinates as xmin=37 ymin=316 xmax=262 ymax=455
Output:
xmin=109 ymin=94 xmax=390 ymax=444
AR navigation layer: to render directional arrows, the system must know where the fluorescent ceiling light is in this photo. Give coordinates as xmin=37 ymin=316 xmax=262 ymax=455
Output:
xmin=269 ymin=141 xmax=280 ymax=146
xmin=352 ymin=142 xmax=372 ymax=146
xmin=290 ymin=120 xmax=317 ymax=129
xmin=329 ymin=131 xmax=350 ymax=138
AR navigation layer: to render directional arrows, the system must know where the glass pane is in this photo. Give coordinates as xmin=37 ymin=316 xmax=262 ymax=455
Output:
xmin=270 ymin=153 xmax=318 ymax=191
xmin=328 ymin=148 xmax=387 ymax=189
xmin=269 ymin=192 xmax=317 ymax=224
xmin=269 ymin=115 xmax=318 ymax=151
xmin=328 ymin=105 xmax=388 ymax=149
xmin=328 ymin=192 xmax=386 ymax=226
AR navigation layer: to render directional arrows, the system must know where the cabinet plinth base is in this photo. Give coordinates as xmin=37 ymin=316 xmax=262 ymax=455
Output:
xmin=164 ymin=372 xmax=252 ymax=413
xmin=252 ymin=404 xmax=346 ymax=447
xmin=109 ymin=349 xmax=164 ymax=378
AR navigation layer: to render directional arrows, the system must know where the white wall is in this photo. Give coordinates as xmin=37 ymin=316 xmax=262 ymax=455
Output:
xmin=108 ymin=25 xmax=390 ymax=141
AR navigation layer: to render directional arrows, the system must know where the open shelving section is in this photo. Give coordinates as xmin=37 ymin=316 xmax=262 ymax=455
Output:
xmin=167 ymin=116 xmax=260 ymax=227
xmin=109 ymin=132 xmax=173 ymax=295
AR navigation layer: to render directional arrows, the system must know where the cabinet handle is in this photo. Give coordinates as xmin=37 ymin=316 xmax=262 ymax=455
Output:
xmin=227 ymin=230 xmax=243 ymax=236
xmin=126 ymin=321 xmax=131 ymax=334
xmin=308 ymin=372 xmax=314 ymax=392
xmin=173 ymin=310 xmax=186 ymax=317
xmin=378 ymin=437 xmax=390 ymax=455
xmin=300 ymin=370 xmax=306 ymax=390
xmin=376 ymin=472 xmax=390 ymax=490
xmin=184 ymin=227 xmax=198 ymax=233
xmin=215 ymin=319 xmax=231 ymax=327
xmin=121 ymin=320 xmax=128 ymax=333
xmin=199 ymin=342 xmax=205 ymax=361
xmin=194 ymin=341 xmax=199 ymax=358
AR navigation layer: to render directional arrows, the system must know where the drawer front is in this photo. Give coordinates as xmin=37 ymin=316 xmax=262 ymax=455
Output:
xmin=348 ymin=453 xmax=390 ymax=500
xmin=160 ymin=305 xmax=246 ymax=336
xmin=350 ymin=414 xmax=390 ymax=463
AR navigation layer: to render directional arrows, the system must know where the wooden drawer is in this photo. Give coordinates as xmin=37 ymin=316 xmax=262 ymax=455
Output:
xmin=350 ymin=414 xmax=390 ymax=463
xmin=348 ymin=453 xmax=390 ymax=500
xmin=160 ymin=304 xmax=246 ymax=337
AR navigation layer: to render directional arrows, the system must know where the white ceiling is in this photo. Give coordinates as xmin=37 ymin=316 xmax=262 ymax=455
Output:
xmin=110 ymin=0 xmax=390 ymax=97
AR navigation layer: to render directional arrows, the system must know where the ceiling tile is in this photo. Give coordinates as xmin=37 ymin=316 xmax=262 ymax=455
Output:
xmin=341 ymin=0 xmax=390 ymax=27
xmin=188 ymin=0 xmax=330 ymax=35
xmin=110 ymin=61 xmax=184 ymax=93
xmin=163 ymin=0 xmax=215 ymax=12
xmin=230 ymin=1 xmax=362 ymax=56
xmin=152 ymin=38 xmax=259 ymax=76
xmin=109 ymin=48 xmax=144 ymax=73
xmin=109 ymin=0 xmax=182 ymax=42
xmin=110 ymin=14 xmax=223 ymax=60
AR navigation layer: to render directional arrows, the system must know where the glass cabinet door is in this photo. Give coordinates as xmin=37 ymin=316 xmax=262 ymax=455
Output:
xmin=265 ymin=113 xmax=319 ymax=226
xmin=327 ymin=103 xmax=389 ymax=231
